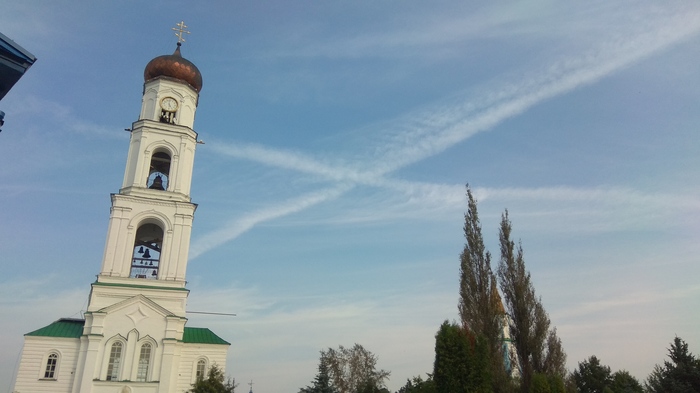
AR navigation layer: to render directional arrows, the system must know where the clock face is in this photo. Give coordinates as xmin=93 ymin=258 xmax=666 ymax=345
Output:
xmin=160 ymin=97 xmax=178 ymax=112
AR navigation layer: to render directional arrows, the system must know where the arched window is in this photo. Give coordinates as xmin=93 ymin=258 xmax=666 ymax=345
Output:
xmin=130 ymin=223 xmax=163 ymax=279
xmin=106 ymin=341 xmax=123 ymax=381
xmin=136 ymin=343 xmax=152 ymax=381
xmin=196 ymin=358 xmax=207 ymax=380
xmin=147 ymin=151 xmax=171 ymax=191
xmin=44 ymin=353 xmax=58 ymax=379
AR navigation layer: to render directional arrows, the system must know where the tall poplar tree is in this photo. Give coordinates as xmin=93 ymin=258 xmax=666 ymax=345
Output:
xmin=497 ymin=211 xmax=566 ymax=392
xmin=458 ymin=187 xmax=507 ymax=391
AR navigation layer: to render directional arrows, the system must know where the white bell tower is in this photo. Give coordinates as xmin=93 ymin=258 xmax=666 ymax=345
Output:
xmin=90 ymin=41 xmax=203 ymax=316
xmin=13 ymin=26 xmax=229 ymax=393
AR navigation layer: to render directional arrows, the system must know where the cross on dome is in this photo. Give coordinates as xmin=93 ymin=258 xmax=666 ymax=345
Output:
xmin=172 ymin=21 xmax=190 ymax=43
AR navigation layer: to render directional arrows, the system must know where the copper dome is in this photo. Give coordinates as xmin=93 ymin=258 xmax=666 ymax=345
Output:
xmin=144 ymin=43 xmax=203 ymax=92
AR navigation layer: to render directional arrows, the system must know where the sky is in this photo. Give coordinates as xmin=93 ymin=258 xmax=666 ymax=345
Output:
xmin=1 ymin=1 xmax=700 ymax=392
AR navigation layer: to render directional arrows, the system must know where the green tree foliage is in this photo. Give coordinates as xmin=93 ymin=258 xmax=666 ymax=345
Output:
xmin=433 ymin=320 xmax=492 ymax=393
xmin=188 ymin=364 xmax=237 ymax=393
xmin=458 ymin=187 xmax=508 ymax=390
xmin=572 ymin=355 xmax=611 ymax=393
xmin=497 ymin=211 xmax=566 ymax=391
xmin=529 ymin=373 xmax=551 ymax=393
xmin=355 ymin=381 xmax=391 ymax=393
xmin=609 ymin=370 xmax=642 ymax=393
xmin=300 ymin=357 xmax=339 ymax=393
xmin=396 ymin=375 xmax=436 ymax=393
xmin=545 ymin=374 xmax=566 ymax=393
xmin=525 ymin=373 xmax=566 ymax=393
xmin=319 ymin=344 xmax=390 ymax=393
xmin=646 ymin=337 xmax=700 ymax=393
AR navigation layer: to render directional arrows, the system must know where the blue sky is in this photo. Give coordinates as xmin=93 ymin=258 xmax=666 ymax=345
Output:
xmin=1 ymin=1 xmax=700 ymax=391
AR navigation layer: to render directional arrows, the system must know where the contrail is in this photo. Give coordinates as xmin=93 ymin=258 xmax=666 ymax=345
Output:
xmin=190 ymin=7 xmax=700 ymax=258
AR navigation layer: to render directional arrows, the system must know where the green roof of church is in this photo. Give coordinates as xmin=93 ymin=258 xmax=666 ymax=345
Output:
xmin=25 ymin=318 xmax=84 ymax=338
xmin=182 ymin=327 xmax=230 ymax=345
xmin=25 ymin=319 xmax=229 ymax=345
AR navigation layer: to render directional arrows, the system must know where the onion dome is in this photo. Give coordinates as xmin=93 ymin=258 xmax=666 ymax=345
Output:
xmin=144 ymin=43 xmax=203 ymax=92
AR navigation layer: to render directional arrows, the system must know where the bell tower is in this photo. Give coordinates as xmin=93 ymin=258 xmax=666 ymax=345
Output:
xmin=13 ymin=24 xmax=229 ymax=393
xmin=94 ymin=41 xmax=203 ymax=311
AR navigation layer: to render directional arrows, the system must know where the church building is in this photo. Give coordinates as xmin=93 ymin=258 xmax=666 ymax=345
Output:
xmin=12 ymin=34 xmax=230 ymax=393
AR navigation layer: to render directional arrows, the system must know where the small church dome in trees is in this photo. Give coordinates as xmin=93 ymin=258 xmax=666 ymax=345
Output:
xmin=144 ymin=43 xmax=203 ymax=92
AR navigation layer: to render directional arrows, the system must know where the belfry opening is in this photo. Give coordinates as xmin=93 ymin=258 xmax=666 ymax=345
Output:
xmin=130 ymin=223 xmax=163 ymax=279
xmin=148 ymin=151 xmax=171 ymax=190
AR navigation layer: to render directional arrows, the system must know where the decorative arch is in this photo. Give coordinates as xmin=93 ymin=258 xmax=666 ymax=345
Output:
xmin=141 ymin=97 xmax=156 ymax=122
xmin=180 ymin=105 xmax=195 ymax=126
xmin=156 ymin=87 xmax=185 ymax=101
xmin=137 ymin=334 xmax=158 ymax=347
xmin=130 ymin=210 xmax=173 ymax=232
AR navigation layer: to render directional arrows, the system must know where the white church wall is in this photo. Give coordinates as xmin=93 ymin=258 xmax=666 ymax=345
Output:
xmin=13 ymin=336 xmax=79 ymax=393
xmin=176 ymin=343 xmax=229 ymax=393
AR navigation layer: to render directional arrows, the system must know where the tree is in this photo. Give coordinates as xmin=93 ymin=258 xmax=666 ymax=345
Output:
xmin=529 ymin=373 xmax=551 ymax=393
xmin=609 ymin=370 xmax=642 ymax=393
xmin=646 ymin=336 xmax=700 ymax=393
xmin=319 ymin=344 xmax=390 ymax=393
xmin=188 ymin=364 xmax=237 ymax=393
xmin=397 ymin=375 xmax=436 ymax=393
xmin=300 ymin=357 xmax=339 ymax=393
xmin=433 ymin=320 xmax=491 ymax=393
xmin=497 ymin=211 xmax=566 ymax=392
xmin=458 ymin=187 xmax=507 ymax=390
xmin=572 ymin=356 xmax=611 ymax=393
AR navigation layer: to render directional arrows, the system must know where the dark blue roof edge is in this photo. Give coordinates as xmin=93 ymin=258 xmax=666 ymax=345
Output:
xmin=0 ymin=32 xmax=37 ymax=63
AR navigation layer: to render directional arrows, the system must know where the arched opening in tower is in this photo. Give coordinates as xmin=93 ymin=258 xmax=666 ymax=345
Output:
xmin=130 ymin=223 xmax=163 ymax=279
xmin=147 ymin=151 xmax=171 ymax=190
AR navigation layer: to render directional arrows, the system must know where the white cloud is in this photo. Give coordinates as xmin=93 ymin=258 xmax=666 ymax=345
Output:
xmin=190 ymin=184 xmax=354 ymax=259
xmin=6 ymin=95 xmax=126 ymax=139
xmin=211 ymin=6 xmax=700 ymax=186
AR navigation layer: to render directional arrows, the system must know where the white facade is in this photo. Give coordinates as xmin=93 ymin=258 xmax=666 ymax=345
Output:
xmin=12 ymin=45 xmax=229 ymax=393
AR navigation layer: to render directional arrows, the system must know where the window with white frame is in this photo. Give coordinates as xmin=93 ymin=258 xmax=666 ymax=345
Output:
xmin=196 ymin=358 xmax=207 ymax=380
xmin=136 ymin=343 xmax=152 ymax=381
xmin=106 ymin=341 xmax=123 ymax=381
xmin=43 ymin=353 xmax=58 ymax=379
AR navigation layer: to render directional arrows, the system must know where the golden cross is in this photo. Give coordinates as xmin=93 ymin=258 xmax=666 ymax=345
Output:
xmin=172 ymin=21 xmax=190 ymax=43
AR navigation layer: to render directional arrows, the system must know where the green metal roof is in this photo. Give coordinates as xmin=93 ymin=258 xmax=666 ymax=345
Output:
xmin=25 ymin=319 xmax=84 ymax=338
xmin=25 ymin=319 xmax=229 ymax=345
xmin=182 ymin=327 xmax=230 ymax=345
